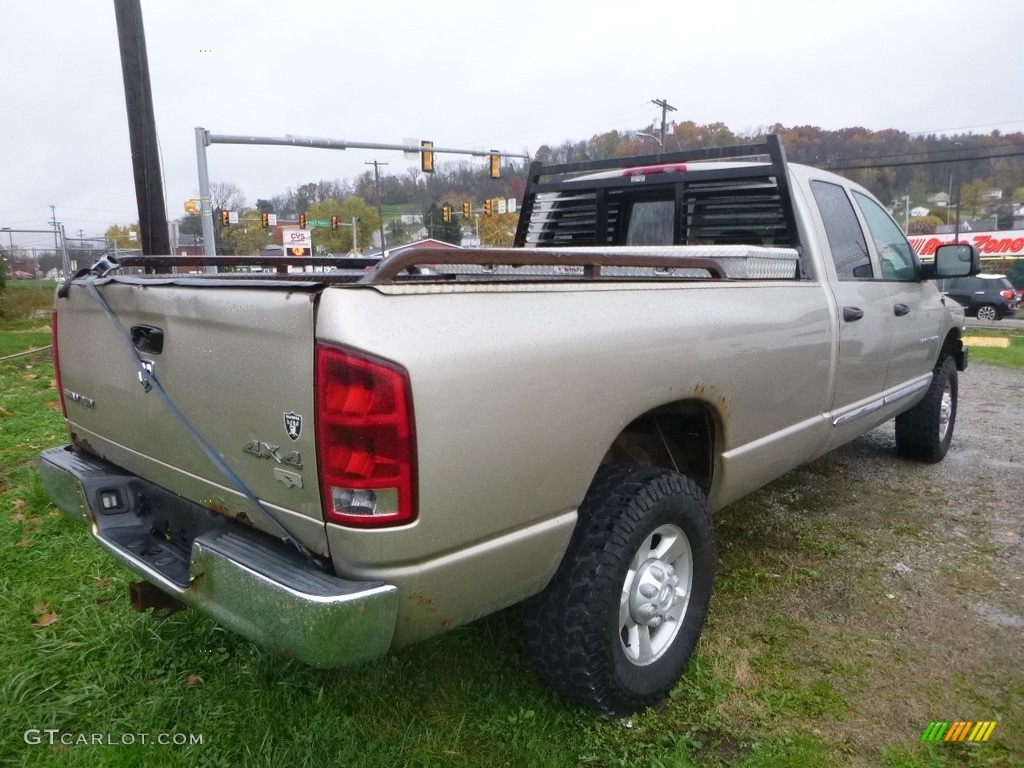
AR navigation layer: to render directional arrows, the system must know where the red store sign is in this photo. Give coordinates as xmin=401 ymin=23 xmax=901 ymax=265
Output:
xmin=909 ymin=230 xmax=1024 ymax=258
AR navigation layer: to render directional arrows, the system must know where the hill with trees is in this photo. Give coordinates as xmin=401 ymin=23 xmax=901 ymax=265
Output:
xmin=120 ymin=122 xmax=1024 ymax=254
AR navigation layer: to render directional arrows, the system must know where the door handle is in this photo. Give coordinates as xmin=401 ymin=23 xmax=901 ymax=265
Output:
xmin=893 ymin=303 xmax=910 ymax=316
xmin=843 ymin=306 xmax=864 ymax=322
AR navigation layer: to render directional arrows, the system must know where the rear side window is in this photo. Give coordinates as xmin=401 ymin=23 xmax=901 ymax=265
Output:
xmin=811 ymin=181 xmax=872 ymax=279
xmin=852 ymin=192 xmax=918 ymax=281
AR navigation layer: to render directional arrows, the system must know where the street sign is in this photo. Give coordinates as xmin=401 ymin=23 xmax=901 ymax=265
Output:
xmin=306 ymin=219 xmax=330 ymax=228
xmin=228 ymin=211 xmax=239 ymax=225
xmin=507 ymin=198 xmax=517 ymax=213
xmin=268 ymin=213 xmax=278 ymax=227
xmin=498 ymin=199 xmax=508 ymax=215
xmin=282 ymin=228 xmax=312 ymax=256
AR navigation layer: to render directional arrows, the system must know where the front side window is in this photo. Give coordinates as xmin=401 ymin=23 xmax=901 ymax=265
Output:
xmin=852 ymin=192 xmax=919 ymax=281
xmin=810 ymin=181 xmax=872 ymax=279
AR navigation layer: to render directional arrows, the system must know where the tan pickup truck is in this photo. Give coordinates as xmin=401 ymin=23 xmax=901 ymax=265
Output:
xmin=40 ymin=136 xmax=980 ymax=715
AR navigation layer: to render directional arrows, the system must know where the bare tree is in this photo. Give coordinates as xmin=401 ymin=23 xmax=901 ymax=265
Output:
xmin=208 ymin=182 xmax=247 ymax=213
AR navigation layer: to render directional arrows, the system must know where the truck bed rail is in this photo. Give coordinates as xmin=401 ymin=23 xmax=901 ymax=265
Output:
xmin=358 ymin=246 xmax=727 ymax=284
xmin=99 ymin=246 xmax=807 ymax=285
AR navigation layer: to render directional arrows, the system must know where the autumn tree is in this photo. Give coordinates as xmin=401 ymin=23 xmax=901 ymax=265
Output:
xmin=958 ymin=180 xmax=988 ymax=218
xmin=307 ymin=197 xmax=380 ymax=254
xmin=221 ymin=209 xmax=271 ymax=255
xmin=105 ymin=223 xmax=140 ymax=249
xmin=908 ymin=215 xmax=944 ymax=235
xmin=478 ymin=211 xmax=517 ymax=247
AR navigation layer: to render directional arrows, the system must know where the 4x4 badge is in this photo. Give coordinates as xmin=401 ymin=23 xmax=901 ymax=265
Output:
xmin=284 ymin=411 xmax=302 ymax=441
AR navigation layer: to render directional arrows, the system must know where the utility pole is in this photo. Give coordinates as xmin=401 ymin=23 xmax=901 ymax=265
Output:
xmin=953 ymin=142 xmax=963 ymax=244
xmin=113 ymin=0 xmax=170 ymax=257
xmin=650 ymin=98 xmax=676 ymax=150
xmin=366 ymin=160 xmax=388 ymax=254
xmin=49 ymin=205 xmax=60 ymax=254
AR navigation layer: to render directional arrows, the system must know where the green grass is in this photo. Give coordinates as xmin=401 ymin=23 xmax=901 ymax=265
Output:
xmin=0 ymin=324 xmax=1019 ymax=766
xmin=966 ymin=332 xmax=1024 ymax=368
xmin=0 ymin=280 xmax=56 ymax=331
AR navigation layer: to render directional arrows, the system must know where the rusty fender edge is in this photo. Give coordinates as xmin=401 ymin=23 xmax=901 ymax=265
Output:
xmin=38 ymin=446 xmax=399 ymax=667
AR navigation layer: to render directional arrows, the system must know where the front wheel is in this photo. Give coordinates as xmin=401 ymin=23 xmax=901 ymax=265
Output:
xmin=895 ymin=355 xmax=957 ymax=463
xmin=975 ymin=304 xmax=999 ymax=322
xmin=521 ymin=465 xmax=715 ymax=715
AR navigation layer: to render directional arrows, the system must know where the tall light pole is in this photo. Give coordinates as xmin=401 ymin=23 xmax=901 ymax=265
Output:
xmin=903 ymin=195 xmax=910 ymax=234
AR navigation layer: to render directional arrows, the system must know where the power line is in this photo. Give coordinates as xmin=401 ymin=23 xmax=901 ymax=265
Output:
xmin=813 ymin=139 xmax=1024 ymax=166
xmin=824 ymin=149 xmax=1024 ymax=171
xmin=908 ymin=119 xmax=1024 ymax=136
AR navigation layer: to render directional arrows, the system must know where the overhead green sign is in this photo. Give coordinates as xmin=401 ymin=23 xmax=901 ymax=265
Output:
xmin=307 ymin=219 xmax=331 ymax=228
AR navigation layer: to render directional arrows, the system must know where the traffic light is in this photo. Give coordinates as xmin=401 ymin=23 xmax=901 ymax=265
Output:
xmin=489 ymin=152 xmax=500 ymax=179
xmin=220 ymin=210 xmax=230 ymax=226
xmin=299 ymin=213 xmax=307 ymax=229
xmin=463 ymin=202 xmax=471 ymax=219
xmin=442 ymin=205 xmax=451 ymax=223
xmin=261 ymin=212 xmax=270 ymax=228
xmin=330 ymin=215 xmax=339 ymax=230
xmin=421 ymin=140 xmax=434 ymax=173
xmin=484 ymin=199 xmax=493 ymax=216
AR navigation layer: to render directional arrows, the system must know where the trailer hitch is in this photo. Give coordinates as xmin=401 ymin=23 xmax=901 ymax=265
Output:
xmin=128 ymin=581 xmax=188 ymax=620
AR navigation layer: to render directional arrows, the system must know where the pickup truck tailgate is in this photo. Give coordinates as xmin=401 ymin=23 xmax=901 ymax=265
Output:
xmin=54 ymin=279 xmax=326 ymax=553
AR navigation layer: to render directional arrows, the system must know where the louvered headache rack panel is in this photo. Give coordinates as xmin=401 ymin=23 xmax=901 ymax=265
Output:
xmin=513 ymin=134 xmax=803 ymax=255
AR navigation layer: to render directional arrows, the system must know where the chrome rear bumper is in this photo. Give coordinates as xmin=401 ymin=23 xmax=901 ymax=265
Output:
xmin=39 ymin=445 xmax=398 ymax=667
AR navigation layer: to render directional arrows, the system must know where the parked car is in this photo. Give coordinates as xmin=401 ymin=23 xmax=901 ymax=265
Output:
xmin=939 ymin=274 xmax=1018 ymax=321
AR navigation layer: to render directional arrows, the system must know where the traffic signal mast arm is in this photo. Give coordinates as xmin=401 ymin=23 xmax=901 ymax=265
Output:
xmin=200 ymin=129 xmax=531 ymax=163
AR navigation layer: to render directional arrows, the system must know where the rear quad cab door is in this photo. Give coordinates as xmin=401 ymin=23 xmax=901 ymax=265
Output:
xmin=805 ymin=179 xmax=893 ymax=414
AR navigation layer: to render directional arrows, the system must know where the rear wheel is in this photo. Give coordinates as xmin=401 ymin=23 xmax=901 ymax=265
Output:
xmin=895 ymin=355 xmax=957 ymax=463
xmin=521 ymin=465 xmax=715 ymax=715
xmin=975 ymin=304 xmax=999 ymax=321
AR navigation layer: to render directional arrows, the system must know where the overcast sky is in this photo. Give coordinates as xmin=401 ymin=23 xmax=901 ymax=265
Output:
xmin=3 ymin=0 xmax=1023 ymax=248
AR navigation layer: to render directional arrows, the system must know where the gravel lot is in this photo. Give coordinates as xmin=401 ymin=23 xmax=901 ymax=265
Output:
xmin=751 ymin=359 xmax=1024 ymax=759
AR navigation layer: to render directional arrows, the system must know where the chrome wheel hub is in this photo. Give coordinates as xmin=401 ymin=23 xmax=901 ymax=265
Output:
xmin=630 ymin=560 xmax=680 ymax=628
xmin=939 ymin=382 xmax=952 ymax=442
xmin=620 ymin=524 xmax=692 ymax=666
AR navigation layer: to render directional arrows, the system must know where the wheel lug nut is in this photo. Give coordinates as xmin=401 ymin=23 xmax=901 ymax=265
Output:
xmin=640 ymin=584 xmax=658 ymax=599
xmin=650 ymin=616 xmax=664 ymax=627
xmin=639 ymin=604 xmax=657 ymax=618
xmin=650 ymin=566 xmax=665 ymax=582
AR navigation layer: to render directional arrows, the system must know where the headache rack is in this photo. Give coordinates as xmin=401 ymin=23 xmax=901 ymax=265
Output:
xmin=513 ymin=134 xmax=803 ymax=259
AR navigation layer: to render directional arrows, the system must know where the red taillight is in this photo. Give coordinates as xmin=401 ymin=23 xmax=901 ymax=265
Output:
xmin=51 ymin=311 xmax=67 ymax=417
xmin=1000 ymin=289 xmax=1014 ymax=300
xmin=315 ymin=343 xmax=416 ymax=528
